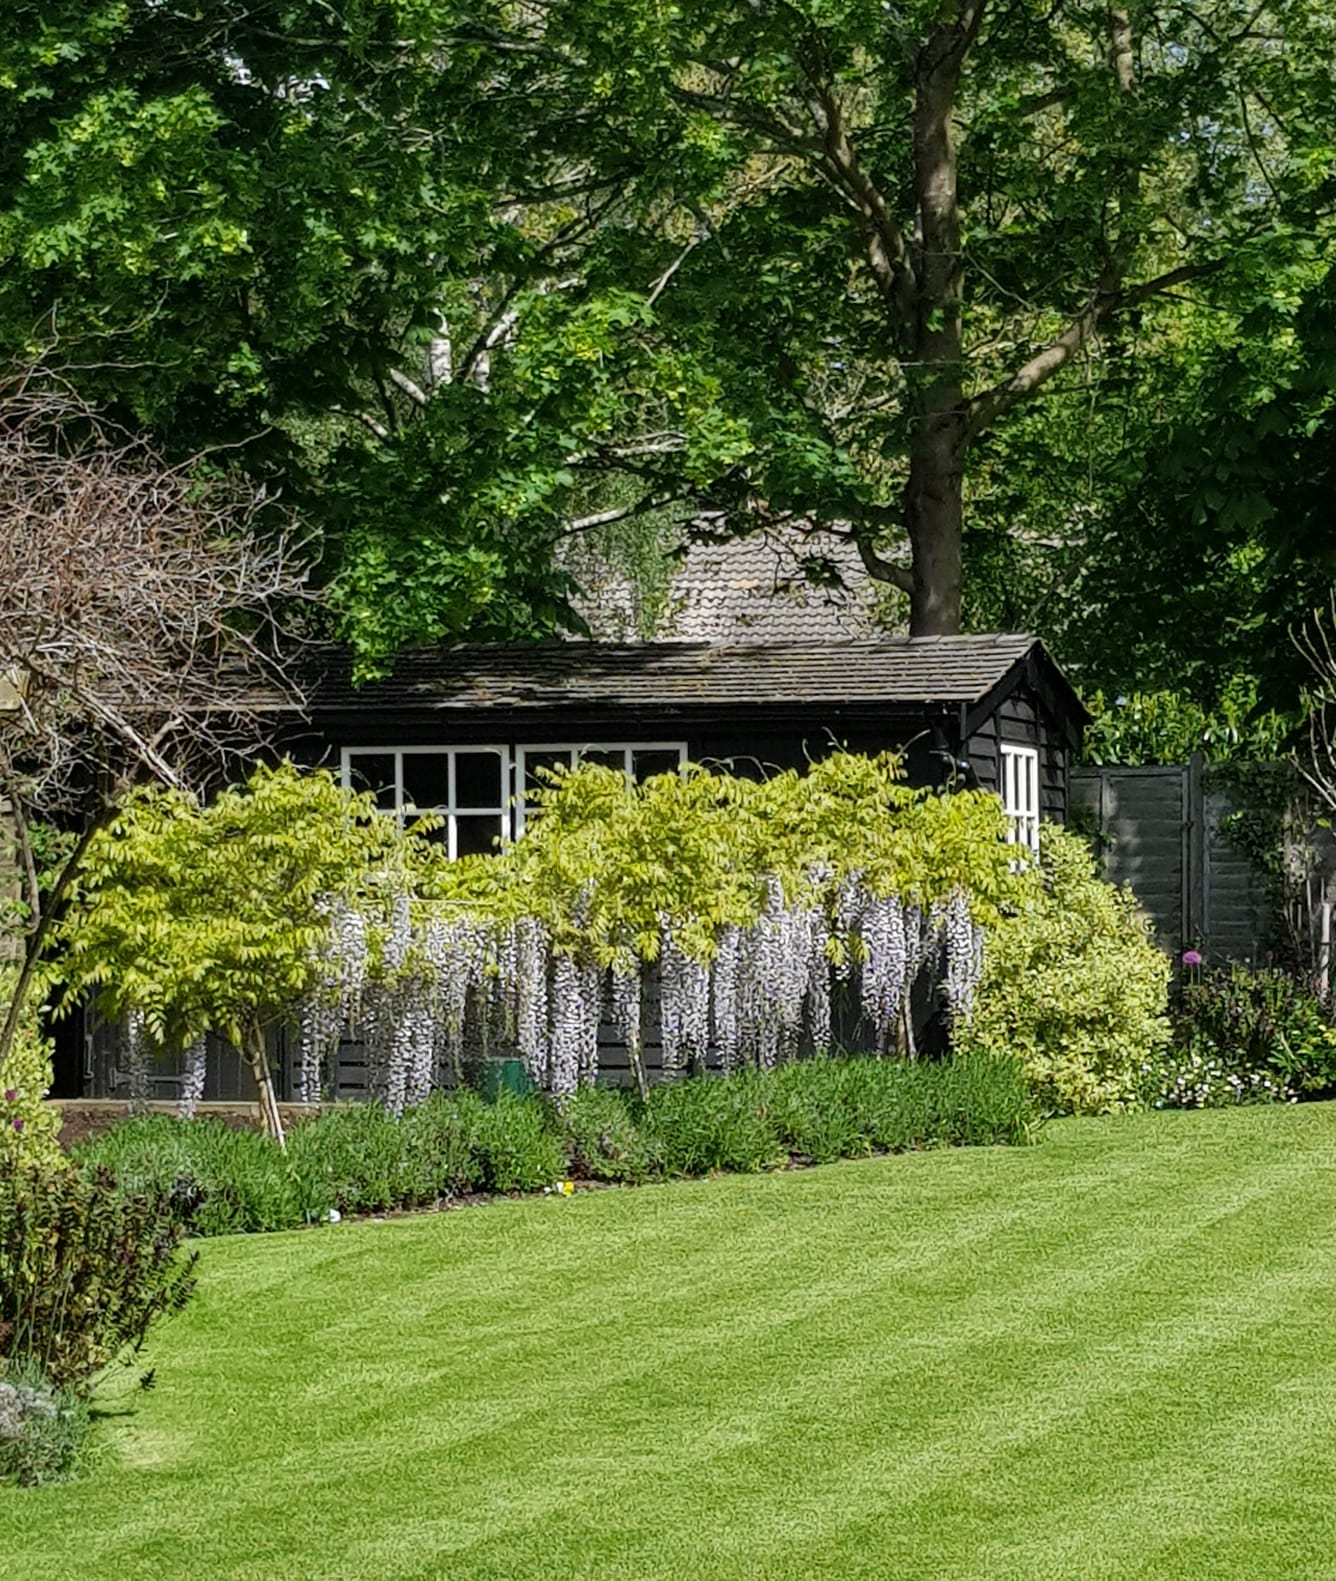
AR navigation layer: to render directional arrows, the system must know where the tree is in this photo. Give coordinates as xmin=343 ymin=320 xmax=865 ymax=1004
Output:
xmin=56 ymin=765 xmax=423 ymax=1146
xmin=0 ymin=370 xmax=310 ymax=1075
xmin=3 ymin=3 xmax=1330 ymax=664
xmin=1054 ymin=258 xmax=1336 ymax=710
xmin=408 ymin=0 xmax=1332 ymax=635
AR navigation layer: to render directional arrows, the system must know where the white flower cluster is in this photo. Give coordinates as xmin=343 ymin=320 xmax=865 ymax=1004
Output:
xmin=0 ymin=1377 xmax=57 ymax=1441
xmin=179 ymin=1036 xmax=208 ymax=1118
xmin=293 ymin=872 xmax=990 ymax=1102
xmin=547 ymin=953 xmax=602 ymax=1095
xmin=940 ymin=891 xmax=986 ymax=1028
xmin=1145 ymin=1047 xmax=1296 ymax=1109
xmin=660 ymin=918 xmax=711 ymax=1074
xmin=123 ymin=1008 xmax=150 ymax=1103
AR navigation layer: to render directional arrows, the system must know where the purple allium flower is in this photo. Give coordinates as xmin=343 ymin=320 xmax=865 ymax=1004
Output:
xmin=11 ymin=1118 xmax=23 ymax=1133
xmin=1182 ymin=950 xmax=1203 ymax=967
xmin=2 ymin=1089 xmax=14 ymax=1102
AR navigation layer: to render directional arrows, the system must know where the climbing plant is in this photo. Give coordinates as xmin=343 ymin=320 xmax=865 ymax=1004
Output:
xmin=299 ymin=753 xmax=1021 ymax=1102
xmin=54 ymin=754 xmax=1025 ymax=1111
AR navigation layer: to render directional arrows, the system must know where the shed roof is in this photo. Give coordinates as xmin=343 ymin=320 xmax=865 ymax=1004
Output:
xmin=310 ymin=633 xmax=1052 ymax=714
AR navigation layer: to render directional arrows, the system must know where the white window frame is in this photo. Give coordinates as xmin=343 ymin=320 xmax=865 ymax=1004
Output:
xmin=514 ymin=741 xmax=688 ymax=835
xmin=341 ymin=746 xmax=511 ymax=860
xmin=341 ymin=741 xmax=689 ymax=851
xmin=1000 ymin=743 xmax=1041 ymax=854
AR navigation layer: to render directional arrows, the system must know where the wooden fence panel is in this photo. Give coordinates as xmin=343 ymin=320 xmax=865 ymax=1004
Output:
xmin=1070 ymin=757 xmax=1271 ymax=963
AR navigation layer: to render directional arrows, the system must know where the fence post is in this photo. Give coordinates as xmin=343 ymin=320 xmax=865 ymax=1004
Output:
xmin=1185 ymin=752 xmax=1205 ymax=953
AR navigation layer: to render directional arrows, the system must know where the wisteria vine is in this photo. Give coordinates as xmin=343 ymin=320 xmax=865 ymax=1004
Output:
xmin=288 ymin=871 xmax=989 ymax=1103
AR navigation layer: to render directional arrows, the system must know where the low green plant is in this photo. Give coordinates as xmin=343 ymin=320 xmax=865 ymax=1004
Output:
xmin=1146 ymin=963 xmax=1336 ymax=1108
xmin=0 ymin=1357 xmax=89 ymax=1487
xmin=554 ymin=1085 xmax=654 ymax=1183
xmin=471 ymin=1089 xmax=566 ymax=1193
xmin=74 ymin=1054 xmax=1035 ymax=1236
xmin=640 ymin=1074 xmax=788 ymax=1176
xmin=285 ymin=1103 xmax=409 ymax=1215
xmin=0 ymin=1159 xmax=197 ymax=1390
xmin=76 ymin=1115 xmax=326 ymax=1235
xmin=396 ymin=1090 xmax=489 ymax=1200
xmin=764 ymin=1061 xmax=876 ymax=1164
xmin=962 ymin=825 xmax=1171 ymax=1115
xmin=1136 ymin=1044 xmax=1292 ymax=1108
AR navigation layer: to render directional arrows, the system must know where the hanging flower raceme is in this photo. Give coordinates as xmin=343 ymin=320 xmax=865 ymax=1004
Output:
xmin=276 ymin=752 xmax=1019 ymax=1104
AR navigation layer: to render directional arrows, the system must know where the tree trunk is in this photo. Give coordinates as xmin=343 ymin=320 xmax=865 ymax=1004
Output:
xmin=905 ymin=412 xmax=965 ymax=635
xmin=0 ymin=811 xmax=112 ymax=1078
xmin=240 ymin=1018 xmax=286 ymax=1150
xmin=903 ymin=13 xmax=978 ymax=638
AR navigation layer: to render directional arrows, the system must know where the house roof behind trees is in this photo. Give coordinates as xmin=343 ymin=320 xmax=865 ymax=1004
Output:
xmin=567 ymin=527 xmax=888 ymax=644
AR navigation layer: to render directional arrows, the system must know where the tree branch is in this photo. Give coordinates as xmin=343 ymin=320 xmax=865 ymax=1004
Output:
xmin=964 ymin=262 xmax=1225 ymax=440
xmin=558 ymin=488 xmax=695 ymax=539
xmin=388 ymin=369 xmax=430 ymax=408
xmin=850 ymin=531 xmax=915 ymax=594
xmin=807 ymin=76 xmax=918 ymax=330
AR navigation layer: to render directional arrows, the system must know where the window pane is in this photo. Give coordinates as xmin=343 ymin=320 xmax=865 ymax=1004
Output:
xmin=455 ymin=751 xmax=503 ymax=809
xmin=402 ymin=752 xmax=450 ymax=810
xmin=632 ymin=749 xmax=681 ymax=782
xmin=523 ymin=750 xmax=570 ymax=794
xmin=580 ymin=748 xmax=625 ymax=773
xmin=346 ymin=752 xmax=396 ymax=812
xmin=455 ymin=814 xmax=502 ymax=858
xmin=405 ymin=814 xmax=447 ymax=846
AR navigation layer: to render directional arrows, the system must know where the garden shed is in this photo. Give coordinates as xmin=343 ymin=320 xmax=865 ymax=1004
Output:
xmin=301 ymin=632 xmax=1087 ymax=858
xmin=53 ymin=631 xmax=1087 ymax=1104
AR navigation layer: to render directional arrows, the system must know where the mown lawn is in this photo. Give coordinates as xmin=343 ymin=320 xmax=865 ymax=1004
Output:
xmin=9 ymin=1105 xmax=1336 ymax=1581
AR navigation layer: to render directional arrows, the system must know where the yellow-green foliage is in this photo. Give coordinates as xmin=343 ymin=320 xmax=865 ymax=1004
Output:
xmin=439 ymin=752 xmax=1022 ymax=965
xmin=0 ymin=969 xmax=61 ymax=1167
xmin=57 ymin=764 xmax=433 ymax=1055
xmin=962 ymin=826 xmax=1170 ymax=1115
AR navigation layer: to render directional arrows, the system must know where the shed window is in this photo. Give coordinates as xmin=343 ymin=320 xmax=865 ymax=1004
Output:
xmin=1000 ymin=743 xmax=1040 ymax=853
xmin=342 ymin=747 xmax=510 ymax=859
xmin=515 ymin=742 xmax=687 ymax=834
xmin=342 ymin=742 xmax=687 ymax=850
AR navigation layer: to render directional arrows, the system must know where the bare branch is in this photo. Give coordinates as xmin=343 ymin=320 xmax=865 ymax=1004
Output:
xmin=0 ymin=369 xmax=316 ymax=1072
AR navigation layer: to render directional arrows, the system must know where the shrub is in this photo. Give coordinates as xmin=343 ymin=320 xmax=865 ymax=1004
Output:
xmin=0 ymin=1159 xmax=197 ymax=1390
xmin=397 ymin=1090 xmax=488 ymax=1200
xmin=0 ymin=969 xmax=61 ymax=1169
xmin=286 ymin=1092 xmax=488 ymax=1213
xmin=923 ymin=1049 xmax=1037 ymax=1147
xmin=0 ymin=1357 xmax=89 ymax=1486
xmin=471 ymin=1090 xmax=566 ymax=1193
xmin=963 ymin=826 xmax=1170 ymax=1114
xmin=74 ymin=1054 xmax=1034 ymax=1237
xmin=765 ymin=1060 xmax=878 ymax=1163
xmin=77 ymin=1115 xmax=326 ymax=1235
xmin=554 ymin=1085 xmax=653 ymax=1183
xmin=1143 ymin=963 xmax=1336 ymax=1108
xmin=285 ymin=1103 xmax=408 ymax=1215
xmin=766 ymin=1053 xmax=1034 ymax=1158
xmin=640 ymin=1073 xmax=788 ymax=1176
